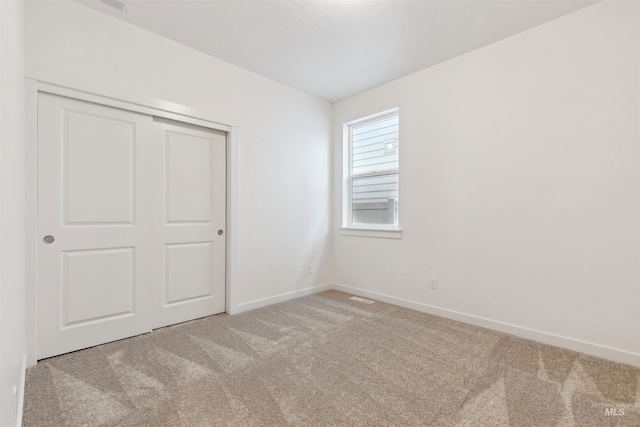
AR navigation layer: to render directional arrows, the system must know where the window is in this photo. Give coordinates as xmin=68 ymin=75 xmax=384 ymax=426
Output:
xmin=344 ymin=109 xmax=399 ymax=232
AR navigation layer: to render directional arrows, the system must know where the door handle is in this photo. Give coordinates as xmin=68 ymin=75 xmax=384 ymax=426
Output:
xmin=43 ymin=235 xmax=55 ymax=244
xmin=218 ymin=230 xmax=224 ymax=236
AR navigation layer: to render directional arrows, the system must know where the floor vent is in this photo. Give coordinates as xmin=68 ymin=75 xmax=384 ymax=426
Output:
xmin=349 ymin=296 xmax=375 ymax=304
xmin=101 ymin=0 xmax=128 ymax=11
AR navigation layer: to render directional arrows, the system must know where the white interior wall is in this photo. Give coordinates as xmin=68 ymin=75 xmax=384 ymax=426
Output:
xmin=333 ymin=0 xmax=640 ymax=363
xmin=16 ymin=0 xmax=640 ymax=388
xmin=0 ymin=0 xmax=26 ymax=425
xmin=24 ymin=1 xmax=333 ymax=311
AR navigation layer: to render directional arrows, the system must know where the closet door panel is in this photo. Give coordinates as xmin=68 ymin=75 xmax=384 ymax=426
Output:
xmin=37 ymin=93 xmax=154 ymax=360
xmin=152 ymin=120 xmax=226 ymax=328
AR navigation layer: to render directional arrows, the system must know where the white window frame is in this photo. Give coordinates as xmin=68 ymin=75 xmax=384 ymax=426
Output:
xmin=340 ymin=108 xmax=402 ymax=239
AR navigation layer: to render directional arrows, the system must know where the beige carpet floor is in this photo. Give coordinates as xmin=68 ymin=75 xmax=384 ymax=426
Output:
xmin=24 ymin=290 xmax=640 ymax=426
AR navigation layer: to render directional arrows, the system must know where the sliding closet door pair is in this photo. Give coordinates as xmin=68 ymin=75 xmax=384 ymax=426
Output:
xmin=37 ymin=93 xmax=226 ymax=360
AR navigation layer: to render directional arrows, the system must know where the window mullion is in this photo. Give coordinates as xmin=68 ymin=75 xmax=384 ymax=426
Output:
xmin=350 ymin=169 xmax=399 ymax=180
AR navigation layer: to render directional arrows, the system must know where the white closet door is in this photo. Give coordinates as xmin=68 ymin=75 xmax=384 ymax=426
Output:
xmin=152 ymin=119 xmax=226 ymax=328
xmin=37 ymin=93 xmax=155 ymax=360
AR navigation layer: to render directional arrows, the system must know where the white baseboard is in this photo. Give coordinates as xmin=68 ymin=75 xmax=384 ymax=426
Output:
xmin=331 ymin=283 xmax=640 ymax=367
xmin=235 ymin=283 xmax=333 ymax=314
xmin=15 ymin=355 xmax=26 ymax=427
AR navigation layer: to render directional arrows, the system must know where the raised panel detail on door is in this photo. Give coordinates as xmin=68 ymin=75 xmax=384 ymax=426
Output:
xmin=166 ymin=131 xmax=212 ymax=224
xmin=63 ymin=248 xmax=135 ymax=326
xmin=64 ymin=111 xmax=135 ymax=225
xmin=153 ymin=119 xmax=226 ymax=328
xmin=164 ymin=242 xmax=213 ymax=305
xmin=37 ymin=93 xmax=154 ymax=360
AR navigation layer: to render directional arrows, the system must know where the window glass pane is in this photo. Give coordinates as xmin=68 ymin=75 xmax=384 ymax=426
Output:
xmin=351 ymin=116 xmax=398 ymax=175
xmin=352 ymin=173 xmax=398 ymax=225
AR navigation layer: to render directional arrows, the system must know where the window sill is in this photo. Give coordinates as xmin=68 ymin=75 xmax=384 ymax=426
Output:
xmin=339 ymin=227 xmax=402 ymax=239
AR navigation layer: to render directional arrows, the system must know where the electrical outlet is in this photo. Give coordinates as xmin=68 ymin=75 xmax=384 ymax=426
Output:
xmin=307 ymin=264 xmax=312 ymax=275
xmin=429 ymin=277 xmax=437 ymax=289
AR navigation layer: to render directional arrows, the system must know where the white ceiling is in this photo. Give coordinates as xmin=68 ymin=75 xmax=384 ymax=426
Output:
xmin=78 ymin=0 xmax=600 ymax=103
